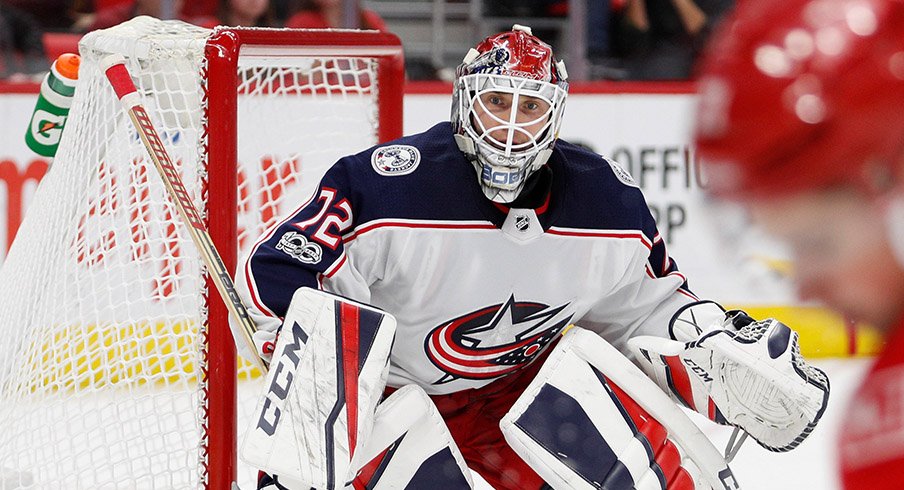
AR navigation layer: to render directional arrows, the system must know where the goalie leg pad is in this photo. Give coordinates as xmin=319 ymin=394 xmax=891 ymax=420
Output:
xmin=500 ymin=327 xmax=738 ymax=490
xmin=241 ymin=287 xmax=397 ymax=489
xmin=350 ymin=385 xmax=474 ymax=489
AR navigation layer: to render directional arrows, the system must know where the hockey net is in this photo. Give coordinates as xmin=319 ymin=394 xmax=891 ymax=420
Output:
xmin=0 ymin=16 xmax=403 ymax=489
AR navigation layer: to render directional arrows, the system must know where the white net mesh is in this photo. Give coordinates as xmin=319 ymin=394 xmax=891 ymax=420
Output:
xmin=0 ymin=16 xmax=388 ymax=489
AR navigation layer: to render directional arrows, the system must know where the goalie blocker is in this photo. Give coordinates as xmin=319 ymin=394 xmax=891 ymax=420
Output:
xmin=242 ymin=288 xmax=472 ymax=489
xmin=501 ymin=326 xmax=739 ymax=490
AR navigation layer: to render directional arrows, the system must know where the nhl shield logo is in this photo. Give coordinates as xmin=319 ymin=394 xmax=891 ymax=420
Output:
xmin=372 ymin=145 xmax=421 ymax=176
xmin=514 ymin=214 xmax=530 ymax=232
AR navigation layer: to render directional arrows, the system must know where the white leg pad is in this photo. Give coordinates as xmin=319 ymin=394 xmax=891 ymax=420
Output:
xmin=241 ymin=287 xmax=396 ymax=490
xmin=350 ymin=385 xmax=474 ymax=489
xmin=500 ymin=327 xmax=739 ymax=490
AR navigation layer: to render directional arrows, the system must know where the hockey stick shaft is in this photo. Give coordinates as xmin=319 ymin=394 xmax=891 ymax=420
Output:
xmin=101 ymin=54 xmax=267 ymax=373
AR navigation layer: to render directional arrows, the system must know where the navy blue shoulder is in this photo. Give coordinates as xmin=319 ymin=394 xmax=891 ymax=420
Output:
xmin=324 ymin=122 xmax=489 ymax=226
xmin=550 ymin=140 xmax=657 ymax=240
xmin=319 ymin=126 xmax=659 ymax=242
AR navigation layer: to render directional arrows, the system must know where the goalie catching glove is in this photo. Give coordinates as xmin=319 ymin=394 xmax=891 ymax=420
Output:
xmin=628 ymin=301 xmax=830 ymax=452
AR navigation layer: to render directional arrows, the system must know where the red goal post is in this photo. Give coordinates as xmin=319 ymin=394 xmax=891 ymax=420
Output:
xmin=204 ymin=27 xmax=403 ymax=489
xmin=0 ymin=17 xmax=403 ymax=490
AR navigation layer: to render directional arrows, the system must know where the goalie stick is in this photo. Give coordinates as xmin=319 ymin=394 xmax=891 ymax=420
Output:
xmin=101 ymin=54 xmax=266 ymax=373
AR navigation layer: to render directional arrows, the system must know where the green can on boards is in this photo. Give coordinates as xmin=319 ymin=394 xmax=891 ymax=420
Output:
xmin=25 ymin=53 xmax=80 ymax=158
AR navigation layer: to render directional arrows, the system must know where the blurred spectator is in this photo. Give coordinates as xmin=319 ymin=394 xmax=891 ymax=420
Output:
xmin=587 ymin=0 xmax=612 ymax=60
xmin=180 ymin=0 xmax=217 ymax=21
xmin=484 ymin=0 xmax=565 ymax=17
xmin=72 ymin=0 xmax=183 ymax=33
xmin=190 ymin=0 xmax=274 ymax=28
xmin=0 ymin=2 xmax=46 ymax=78
xmin=482 ymin=0 xmax=565 ymax=49
xmin=405 ymin=58 xmax=451 ymax=82
xmin=610 ymin=0 xmax=733 ymax=80
xmin=3 ymin=0 xmax=77 ymax=31
xmin=269 ymin=0 xmax=290 ymax=24
xmin=285 ymin=0 xmax=386 ymax=30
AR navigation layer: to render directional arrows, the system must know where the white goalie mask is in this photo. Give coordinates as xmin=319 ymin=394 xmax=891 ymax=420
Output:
xmin=452 ymin=25 xmax=568 ymax=203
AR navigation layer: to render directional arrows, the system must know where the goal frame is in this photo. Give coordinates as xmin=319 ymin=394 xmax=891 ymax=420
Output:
xmin=203 ymin=28 xmax=404 ymax=489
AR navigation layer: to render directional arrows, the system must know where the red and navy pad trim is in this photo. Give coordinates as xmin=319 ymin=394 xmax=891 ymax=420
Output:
xmin=512 ymin=365 xmax=700 ymax=490
xmin=324 ymin=301 xmax=388 ymax=489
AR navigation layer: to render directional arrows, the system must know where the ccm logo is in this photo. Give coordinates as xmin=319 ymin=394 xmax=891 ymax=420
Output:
xmin=682 ymin=357 xmax=713 ymax=383
xmin=256 ymin=321 xmax=308 ymax=436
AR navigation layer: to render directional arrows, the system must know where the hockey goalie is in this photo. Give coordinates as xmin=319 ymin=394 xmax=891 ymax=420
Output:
xmin=234 ymin=24 xmax=829 ymax=489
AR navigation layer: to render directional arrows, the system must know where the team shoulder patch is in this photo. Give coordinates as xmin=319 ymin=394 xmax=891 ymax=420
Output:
xmin=275 ymin=231 xmax=323 ymax=264
xmin=371 ymin=144 xmax=421 ymax=176
xmin=605 ymin=157 xmax=638 ymax=188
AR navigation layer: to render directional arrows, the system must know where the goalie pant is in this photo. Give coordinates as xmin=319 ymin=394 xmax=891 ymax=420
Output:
xmin=382 ymin=343 xmax=557 ymax=490
xmin=839 ymin=314 xmax=904 ymax=489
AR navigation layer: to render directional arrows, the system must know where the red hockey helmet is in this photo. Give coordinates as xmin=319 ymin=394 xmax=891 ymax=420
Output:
xmin=461 ymin=25 xmax=567 ymax=84
xmin=452 ymin=25 xmax=569 ymax=203
xmin=693 ymin=0 xmax=904 ymax=199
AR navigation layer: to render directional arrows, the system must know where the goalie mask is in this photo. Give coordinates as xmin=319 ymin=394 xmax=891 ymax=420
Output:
xmin=452 ymin=25 xmax=569 ymax=203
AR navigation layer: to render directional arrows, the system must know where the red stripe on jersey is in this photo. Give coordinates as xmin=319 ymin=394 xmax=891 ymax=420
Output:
xmin=535 ymin=191 xmax=551 ymax=215
xmin=323 ymin=254 xmax=348 ymax=278
xmin=546 ymin=228 xmax=651 ymax=249
xmin=340 ymin=302 xmax=361 ymax=458
xmin=666 ymin=271 xmax=687 ymax=283
xmin=345 ymin=220 xmax=497 ymax=243
xmin=488 ymin=191 xmax=550 ymax=215
xmin=663 ymin=355 xmax=697 ymax=412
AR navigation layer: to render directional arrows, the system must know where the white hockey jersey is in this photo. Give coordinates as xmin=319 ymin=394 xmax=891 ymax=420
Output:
xmin=236 ymin=122 xmax=699 ymax=395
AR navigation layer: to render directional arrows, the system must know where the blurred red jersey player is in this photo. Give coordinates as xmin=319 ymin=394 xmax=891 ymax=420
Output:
xmin=692 ymin=0 xmax=904 ymax=488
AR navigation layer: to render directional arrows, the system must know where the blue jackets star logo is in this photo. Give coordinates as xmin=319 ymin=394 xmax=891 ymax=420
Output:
xmin=425 ymin=295 xmax=572 ymax=383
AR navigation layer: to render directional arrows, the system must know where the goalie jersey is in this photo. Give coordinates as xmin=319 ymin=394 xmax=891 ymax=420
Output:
xmin=236 ymin=122 xmax=698 ymax=395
